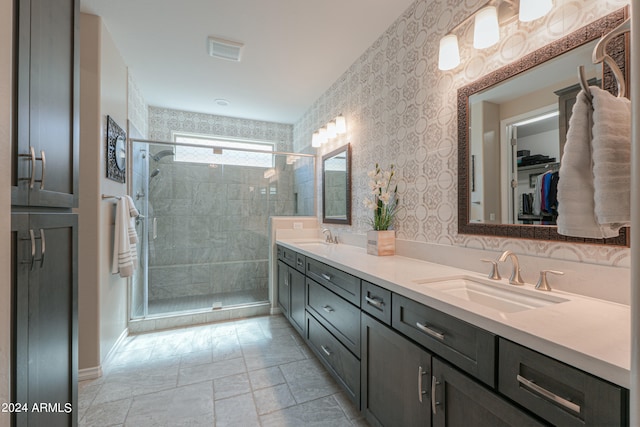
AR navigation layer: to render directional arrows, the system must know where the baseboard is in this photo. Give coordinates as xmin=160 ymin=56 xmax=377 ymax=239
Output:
xmin=78 ymin=365 xmax=102 ymax=381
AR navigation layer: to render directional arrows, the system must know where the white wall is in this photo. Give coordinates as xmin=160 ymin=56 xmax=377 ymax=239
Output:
xmin=78 ymin=13 xmax=129 ymax=373
xmin=0 ymin=1 xmax=13 ymax=425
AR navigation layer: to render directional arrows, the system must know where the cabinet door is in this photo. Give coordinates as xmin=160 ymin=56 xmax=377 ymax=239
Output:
xmin=12 ymin=212 xmax=78 ymax=427
xmin=12 ymin=0 xmax=79 ymax=208
xmin=277 ymin=261 xmax=290 ymax=317
xmin=289 ymin=267 xmax=305 ymax=335
xmin=432 ymin=359 xmax=545 ymax=427
xmin=361 ymin=313 xmax=431 ymax=427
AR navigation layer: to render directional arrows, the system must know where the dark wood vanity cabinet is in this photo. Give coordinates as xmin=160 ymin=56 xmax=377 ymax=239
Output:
xmin=11 ymin=0 xmax=79 ymax=209
xmin=10 ymin=0 xmax=79 ymax=425
xmin=275 ymin=244 xmax=629 ymax=426
xmin=11 ymin=212 xmax=78 ymax=427
xmin=361 ymin=313 xmax=432 ymax=427
xmin=276 ymin=251 xmax=305 ymax=336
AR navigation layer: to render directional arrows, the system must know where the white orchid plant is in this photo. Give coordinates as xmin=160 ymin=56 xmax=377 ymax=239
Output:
xmin=363 ymin=163 xmax=399 ymax=231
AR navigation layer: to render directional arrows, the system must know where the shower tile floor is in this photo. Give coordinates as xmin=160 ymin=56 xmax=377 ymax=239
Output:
xmin=148 ymin=289 xmax=269 ymax=316
xmin=78 ymin=314 xmax=370 ymax=426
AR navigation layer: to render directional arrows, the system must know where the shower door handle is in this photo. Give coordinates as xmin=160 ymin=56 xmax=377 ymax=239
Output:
xmin=153 ymin=217 xmax=158 ymax=239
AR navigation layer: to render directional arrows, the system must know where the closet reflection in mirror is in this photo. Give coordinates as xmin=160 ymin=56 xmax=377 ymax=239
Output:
xmin=322 ymin=144 xmax=351 ymax=224
xmin=468 ymin=40 xmax=602 ymax=226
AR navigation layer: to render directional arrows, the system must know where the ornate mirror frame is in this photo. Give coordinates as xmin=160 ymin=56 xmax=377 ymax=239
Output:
xmin=457 ymin=7 xmax=630 ymax=246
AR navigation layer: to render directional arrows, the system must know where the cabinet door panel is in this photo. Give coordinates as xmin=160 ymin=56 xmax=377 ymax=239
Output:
xmin=12 ymin=213 xmax=78 ymax=427
xmin=361 ymin=313 xmax=431 ymax=427
xmin=277 ymin=261 xmax=290 ymax=316
xmin=432 ymin=359 xmax=545 ymax=427
xmin=12 ymin=0 xmax=79 ymax=208
xmin=289 ymin=268 xmax=305 ymax=335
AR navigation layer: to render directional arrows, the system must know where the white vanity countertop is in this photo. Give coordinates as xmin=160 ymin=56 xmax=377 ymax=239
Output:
xmin=276 ymin=239 xmax=630 ymax=389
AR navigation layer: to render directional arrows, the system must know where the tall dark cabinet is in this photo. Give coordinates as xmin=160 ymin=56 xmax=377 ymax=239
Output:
xmin=10 ymin=0 xmax=79 ymax=425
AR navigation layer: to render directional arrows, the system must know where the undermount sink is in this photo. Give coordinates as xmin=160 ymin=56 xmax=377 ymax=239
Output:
xmin=412 ymin=276 xmax=568 ymax=313
xmin=294 ymin=241 xmax=332 ymax=250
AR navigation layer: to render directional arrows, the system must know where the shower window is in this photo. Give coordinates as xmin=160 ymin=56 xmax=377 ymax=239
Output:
xmin=173 ymin=133 xmax=274 ymax=167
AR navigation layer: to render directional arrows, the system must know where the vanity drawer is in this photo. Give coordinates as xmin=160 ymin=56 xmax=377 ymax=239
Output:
xmin=498 ymin=338 xmax=628 ymax=427
xmin=392 ymin=293 xmax=496 ymax=387
xmin=307 ymin=313 xmax=360 ymax=407
xmin=361 ymin=281 xmax=391 ymax=325
xmin=295 ymin=253 xmax=306 ymax=273
xmin=276 ymin=244 xmax=297 ymax=268
xmin=306 ymin=278 xmax=360 ymax=357
xmin=306 ymin=257 xmax=360 ymax=306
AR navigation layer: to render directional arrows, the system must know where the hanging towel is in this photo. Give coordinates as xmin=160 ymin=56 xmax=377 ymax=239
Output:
xmin=557 ymin=89 xmax=618 ymax=238
xmin=591 ymin=85 xmax=631 ymax=228
xmin=111 ymin=195 xmax=139 ymax=278
xmin=557 ymin=86 xmax=631 ymax=238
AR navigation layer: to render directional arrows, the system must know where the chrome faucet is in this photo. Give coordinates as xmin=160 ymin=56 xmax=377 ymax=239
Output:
xmin=498 ymin=250 xmax=525 ymax=285
xmin=322 ymin=228 xmax=335 ymax=244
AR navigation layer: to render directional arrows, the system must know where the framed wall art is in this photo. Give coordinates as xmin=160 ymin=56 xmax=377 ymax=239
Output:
xmin=106 ymin=115 xmax=127 ymax=183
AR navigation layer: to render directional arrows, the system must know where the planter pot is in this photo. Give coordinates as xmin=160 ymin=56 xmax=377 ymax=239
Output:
xmin=367 ymin=230 xmax=396 ymax=256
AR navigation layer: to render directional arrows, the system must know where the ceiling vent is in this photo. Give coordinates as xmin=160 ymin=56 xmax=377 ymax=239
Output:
xmin=208 ymin=36 xmax=244 ymax=62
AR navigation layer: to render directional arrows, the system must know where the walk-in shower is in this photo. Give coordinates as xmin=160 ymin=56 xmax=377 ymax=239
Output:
xmin=130 ymin=138 xmax=314 ymax=320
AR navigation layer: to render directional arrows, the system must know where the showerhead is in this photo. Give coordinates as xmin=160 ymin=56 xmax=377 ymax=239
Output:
xmin=151 ymin=150 xmax=175 ymax=162
xmin=150 ymin=169 xmax=161 ymax=179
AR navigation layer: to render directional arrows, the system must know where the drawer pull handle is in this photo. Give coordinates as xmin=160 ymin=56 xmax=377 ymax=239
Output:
xmin=321 ymin=273 xmax=332 ymax=281
xmin=416 ymin=322 xmax=445 ymax=340
xmin=322 ymin=305 xmax=334 ymax=313
xmin=321 ymin=345 xmax=332 ymax=356
xmin=365 ymin=296 xmax=384 ymax=309
xmin=418 ymin=366 xmax=427 ymax=403
xmin=297 ymin=260 xmax=304 ymax=267
xmin=516 ymin=374 xmax=581 ymax=414
xmin=431 ymin=376 xmax=440 ymax=414
xmin=35 ymin=150 xmax=46 ymax=190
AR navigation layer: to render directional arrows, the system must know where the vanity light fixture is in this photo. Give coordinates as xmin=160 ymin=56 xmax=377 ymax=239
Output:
xmin=335 ymin=114 xmax=347 ymax=134
xmin=519 ymin=0 xmax=553 ymax=23
xmin=474 ymin=6 xmax=500 ymax=49
xmin=327 ymin=120 xmax=337 ymax=139
xmin=438 ymin=0 xmax=553 ymax=71
xmin=311 ymin=114 xmax=348 ymax=148
xmin=312 ymin=131 xmax=321 ymax=148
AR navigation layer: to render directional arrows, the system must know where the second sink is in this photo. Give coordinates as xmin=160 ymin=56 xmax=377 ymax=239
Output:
xmin=412 ymin=276 xmax=569 ymax=313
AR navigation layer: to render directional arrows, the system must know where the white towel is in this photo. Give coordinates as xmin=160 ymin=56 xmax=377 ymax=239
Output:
xmin=111 ymin=195 xmax=140 ymax=278
xmin=591 ymin=86 xmax=631 ymax=228
xmin=557 ymin=87 xmax=630 ymax=238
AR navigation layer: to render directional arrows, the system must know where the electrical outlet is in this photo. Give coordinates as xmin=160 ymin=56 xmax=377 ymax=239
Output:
xmin=293 ymin=222 xmax=303 ymax=229
xmin=490 ymin=213 xmax=495 ymax=221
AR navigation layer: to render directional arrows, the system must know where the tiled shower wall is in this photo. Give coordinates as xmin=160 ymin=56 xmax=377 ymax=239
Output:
xmin=145 ymin=107 xmax=313 ymax=303
xmin=295 ymin=0 xmax=631 ymax=267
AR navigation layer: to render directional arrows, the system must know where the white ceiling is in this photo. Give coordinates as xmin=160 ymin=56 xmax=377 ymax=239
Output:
xmin=80 ymin=0 xmax=416 ymax=124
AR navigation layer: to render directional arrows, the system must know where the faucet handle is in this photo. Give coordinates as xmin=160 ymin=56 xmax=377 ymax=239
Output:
xmin=481 ymin=259 xmax=501 ymax=280
xmin=535 ymin=270 xmax=564 ymax=291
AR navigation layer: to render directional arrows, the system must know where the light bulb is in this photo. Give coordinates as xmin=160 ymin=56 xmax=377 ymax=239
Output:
xmin=519 ymin=0 xmax=553 ymax=22
xmin=438 ymin=34 xmax=460 ymax=71
xmin=335 ymin=115 xmax=346 ymax=134
xmin=473 ymin=6 xmax=499 ymax=49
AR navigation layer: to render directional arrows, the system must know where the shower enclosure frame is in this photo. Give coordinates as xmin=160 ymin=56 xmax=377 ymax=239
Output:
xmin=128 ymin=137 xmax=316 ymax=321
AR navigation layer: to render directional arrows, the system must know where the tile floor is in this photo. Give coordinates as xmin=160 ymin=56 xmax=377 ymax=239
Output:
xmin=78 ymin=314 xmax=370 ymax=426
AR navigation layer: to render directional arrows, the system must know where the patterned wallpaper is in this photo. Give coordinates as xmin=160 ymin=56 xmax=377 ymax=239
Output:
xmin=148 ymin=107 xmax=293 ymax=151
xmin=294 ymin=0 xmax=631 ymax=267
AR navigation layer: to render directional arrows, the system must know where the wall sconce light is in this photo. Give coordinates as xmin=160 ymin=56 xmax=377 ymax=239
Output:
xmin=519 ymin=0 xmax=552 ymax=22
xmin=473 ymin=6 xmax=500 ymax=49
xmin=311 ymin=114 xmax=348 ymax=148
xmin=438 ymin=34 xmax=460 ymax=71
xmin=438 ymin=0 xmax=553 ymax=71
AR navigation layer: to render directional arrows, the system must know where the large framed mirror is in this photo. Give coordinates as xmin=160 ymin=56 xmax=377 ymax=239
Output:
xmin=458 ymin=7 xmax=629 ymax=246
xmin=322 ymin=143 xmax=351 ymax=224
